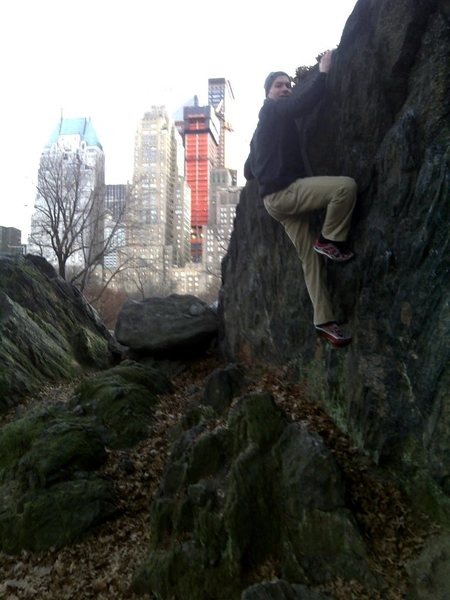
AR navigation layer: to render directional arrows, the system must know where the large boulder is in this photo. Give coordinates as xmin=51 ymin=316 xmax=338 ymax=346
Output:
xmin=115 ymin=294 xmax=218 ymax=358
xmin=219 ymin=0 xmax=450 ymax=523
xmin=0 ymin=254 xmax=113 ymax=410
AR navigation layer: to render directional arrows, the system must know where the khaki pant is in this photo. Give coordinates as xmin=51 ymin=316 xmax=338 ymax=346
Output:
xmin=263 ymin=176 xmax=357 ymax=325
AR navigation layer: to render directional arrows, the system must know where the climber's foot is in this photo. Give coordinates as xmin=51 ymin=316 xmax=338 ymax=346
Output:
xmin=313 ymin=236 xmax=354 ymax=262
xmin=315 ymin=321 xmax=352 ymax=347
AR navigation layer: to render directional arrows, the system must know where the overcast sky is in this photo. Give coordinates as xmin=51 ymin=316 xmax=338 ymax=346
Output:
xmin=0 ymin=0 xmax=357 ymax=237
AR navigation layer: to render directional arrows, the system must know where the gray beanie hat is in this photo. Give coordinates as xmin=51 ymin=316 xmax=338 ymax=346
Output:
xmin=264 ymin=71 xmax=290 ymax=97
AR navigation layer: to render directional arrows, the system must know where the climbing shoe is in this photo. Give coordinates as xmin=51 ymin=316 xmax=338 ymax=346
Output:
xmin=313 ymin=237 xmax=354 ymax=262
xmin=315 ymin=322 xmax=352 ymax=347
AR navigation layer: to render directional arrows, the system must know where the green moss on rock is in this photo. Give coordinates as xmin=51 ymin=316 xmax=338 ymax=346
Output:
xmin=0 ymin=477 xmax=116 ymax=553
xmin=73 ymin=361 xmax=173 ymax=448
xmin=134 ymin=392 xmax=376 ymax=598
xmin=0 ymin=415 xmax=50 ymax=482
xmin=0 ymin=255 xmax=113 ymax=408
xmin=16 ymin=417 xmax=107 ymax=489
xmin=0 ymin=405 xmax=115 ymax=553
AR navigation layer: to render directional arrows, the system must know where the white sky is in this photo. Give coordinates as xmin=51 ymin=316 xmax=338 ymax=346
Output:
xmin=0 ymin=0 xmax=357 ymax=237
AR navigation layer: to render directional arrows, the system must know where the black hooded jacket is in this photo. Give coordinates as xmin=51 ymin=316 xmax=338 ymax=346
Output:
xmin=244 ymin=71 xmax=327 ymax=197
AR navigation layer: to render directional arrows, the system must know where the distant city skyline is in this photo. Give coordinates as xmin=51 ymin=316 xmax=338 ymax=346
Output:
xmin=25 ymin=107 xmax=240 ymax=299
xmin=0 ymin=0 xmax=358 ymax=237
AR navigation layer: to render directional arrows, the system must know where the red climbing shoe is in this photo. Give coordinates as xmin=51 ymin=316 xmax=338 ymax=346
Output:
xmin=313 ymin=238 xmax=354 ymax=262
xmin=315 ymin=322 xmax=352 ymax=347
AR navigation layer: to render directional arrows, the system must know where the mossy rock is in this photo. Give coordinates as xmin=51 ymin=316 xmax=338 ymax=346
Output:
xmin=134 ymin=393 xmax=379 ymax=598
xmin=179 ymin=404 xmax=217 ymax=431
xmin=0 ymin=294 xmax=79 ymax=407
xmin=0 ymin=406 xmax=114 ymax=553
xmin=0 ymin=414 xmax=50 ymax=482
xmin=224 ymin=445 xmax=281 ymax=571
xmin=70 ymin=326 xmax=111 ymax=369
xmin=133 ymin=542 xmax=240 ymax=600
xmin=228 ymin=392 xmax=287 ymax=453
xmin=185 ymin=427 xmax=232 ymax=484
xmin=0 ymin=477 xmax=116 ymax=553
xmin=16 ymin=417 xmax=108 ymax=489
xmin=0 ymin=408 xmax=107 ymax=485
xmin=72 ymin=361 xmax=173 ymax=448
xmin=0 ymin=255 xmax=113 ymax=408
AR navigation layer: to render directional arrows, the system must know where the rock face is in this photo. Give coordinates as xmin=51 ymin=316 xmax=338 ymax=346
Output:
xmin=220 ymin=0 xmax=450 ymax=523
xmin=0 ymin=254 xmax=113 ymax=410
xmin=115 ymin=294 xmax=218 ymax=358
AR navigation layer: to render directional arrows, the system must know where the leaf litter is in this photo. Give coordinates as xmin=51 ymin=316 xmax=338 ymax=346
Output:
xmin=0 ymin=356 xmax=441 ymax=599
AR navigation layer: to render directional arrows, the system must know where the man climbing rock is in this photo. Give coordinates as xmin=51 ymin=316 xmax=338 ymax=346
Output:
xmin=244 ymin=50 xmax=356 ymax=348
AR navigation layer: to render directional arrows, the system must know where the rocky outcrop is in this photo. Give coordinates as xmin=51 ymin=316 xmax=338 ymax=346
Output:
xmin=133 ymin=391 xmax=377 ymax=599
xmin=219 ymin=0 xmax=450 ymax=523
xmin=0 ymin=254 xmax=113 ymax=410
xmin=0 ymin=405 xmax=116 ymax=553
xmin=0 ymin=361 xmax=172 ymax=553
xmin=115 ymin=294 xmax=218 ymax=358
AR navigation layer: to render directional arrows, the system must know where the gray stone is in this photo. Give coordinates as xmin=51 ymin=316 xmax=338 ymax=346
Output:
xmin=115 ymin=294 xmax=218 ymax=357
xmin=201 ymin=363 xmax=246 ymax=415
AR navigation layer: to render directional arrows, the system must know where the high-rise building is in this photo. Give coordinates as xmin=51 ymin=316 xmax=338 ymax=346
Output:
xmin=29 ymin=117 xmax=105 ymax=274
xmin=171 ymin=262 xmax=207 ymax=296
xmin=203 ymin=168 xmax=241 ymax=294
xmin=126 ymin=106 xmax=190 ymax=295
xmin=0 ymin=226 xmax=23 ymax=255
xmin=208 ymin=78 xmax=235 ymax=173
xmin=105 ymin=184 xmax=130 ymax=222
xmin=182 ymin=98 xmax=220 ymax=262
xmin=173 ymin=176 xmax=192 ymax=267
xmin=103 ymin=184 xmax=131 ymax=272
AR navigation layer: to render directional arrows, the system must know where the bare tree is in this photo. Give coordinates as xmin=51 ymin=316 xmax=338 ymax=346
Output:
xmin=30 ymin=147 xmax=126 ymax=293
xmin=125 ymin=256 xmax=173 ymax=300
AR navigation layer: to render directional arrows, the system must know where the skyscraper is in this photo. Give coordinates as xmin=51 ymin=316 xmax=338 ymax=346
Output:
xmin=208 ymin=78 xmax=235 ymax=173
xmin=29 ymin=117 xmax=105 ymax=278
xmin=103 ymin=184 xmax=131 ymax=272
xmin=203 ymin=168 xmax=241 ymax=294
xmin=182 ymin=99 xmax=220 ymax=262
xmin=127 ymin=106 xmax=190 ymax=295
